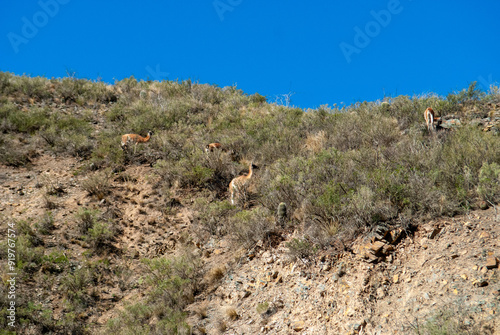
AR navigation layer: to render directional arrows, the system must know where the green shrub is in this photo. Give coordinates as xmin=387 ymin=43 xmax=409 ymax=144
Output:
xmin=36 ymin=212 xmax=55 ymax=235
xmin=447 ymin=81 xmax=485 ymax=106
xmin=86 ymin=221 xmax=113 ymax=251
xmin=76 ymin=208 xmax=99 ymax=234
xmin=5 ymin=106 xmax=49 ymax=133
xmin=477 ymin=162 xmax=500 ymax=203
xmin=60 ymin=266 xmax=93 ymax=307
xmin=286 ymin=238 xmax=318 ymax=261
xmin=106 ymin=253 xmax=200 ymax=334
xmin=193 ymin=198 xmax=235 ymax=236
xmin=0 ymin=137 xmax=33 ymax=167
xmin=17 ymin=75 xmax=50 ymax=100
xmin=227 ymin=207 xmax=274 ymax=246
xmin=411 ymin=308 xmax=492 ymax=335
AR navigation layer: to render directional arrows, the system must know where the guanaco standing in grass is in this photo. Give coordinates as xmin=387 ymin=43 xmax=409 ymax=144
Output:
xmin=121 ymin=131 xmax=153 ymax=153
xmin=229 ymin=161 xmax=257 ymax=205
xmin=424 ymin=107 xmax=436 ymax=133
xmin=205 ymin=142 xmax=222 ymax=153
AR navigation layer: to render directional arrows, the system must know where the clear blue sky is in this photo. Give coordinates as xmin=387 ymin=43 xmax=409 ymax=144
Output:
xmin=1 ymin=0 xmax=499 ymax=108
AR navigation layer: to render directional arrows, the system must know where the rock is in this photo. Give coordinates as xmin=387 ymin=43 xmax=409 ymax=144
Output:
xmin=370 ymin=241 xmax=386 ymax=254
xmin=382 ymin=244 xmax=394 ymax=255
xmin=428 ymin=226 xmax=442 ymax=239
xmin=485 ymin=256 xmax=498 ymax=269
xmin=479 ymin=201 xmax=489 ymax=210
xmin=475 ymin=280 xmax=489 ymax=287
xmin=440 ymin=118 xmax=462 ymax=129
xmin=389 ymin=228 xmax=404 ymax=245
xmin=291 ymin=320 xmax=305 ymax=332
xmin=376 ymin=287 xmax=385 ymax=299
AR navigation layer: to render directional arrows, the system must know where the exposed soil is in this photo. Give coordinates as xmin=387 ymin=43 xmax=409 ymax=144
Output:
xmin=1 ymin=151 xmax=499 ymax=334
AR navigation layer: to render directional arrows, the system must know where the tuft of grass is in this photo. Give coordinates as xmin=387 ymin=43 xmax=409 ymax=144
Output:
xmin=256 ymin=302 xmax=269 ymax=314
xmin=286 ymin=238 xmax=318 ymax=261
xmin=81 ymin=170 xmax=111 ymax=200
xmin=224 ymin=306 xmax=239 ymax=321
xmin=206 ymin=265 xmax=226 ymax=285
xmin=75 ymin=208 xmax=115 ymax=253
xmin=76 ymin=208 xmax=99 ymax=235
xmin=36 ymin=211 xmax=55 ymax=235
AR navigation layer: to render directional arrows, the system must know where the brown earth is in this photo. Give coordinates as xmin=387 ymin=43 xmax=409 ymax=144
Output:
xmin=1 ymin=150 xmax=499 ymax=334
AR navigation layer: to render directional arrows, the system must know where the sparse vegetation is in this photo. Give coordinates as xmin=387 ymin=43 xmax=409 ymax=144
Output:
xmin=106 ymin=252 xmax=201 ymax=334
xmin=410 ymin=307 xmax=494 ymax=335
xmin=1 ymin=72 xmax=499 ymax=333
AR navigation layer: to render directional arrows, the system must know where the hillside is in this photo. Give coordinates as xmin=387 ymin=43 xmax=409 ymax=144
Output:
xmin=0 ymin=73 xmax=499 ymax=334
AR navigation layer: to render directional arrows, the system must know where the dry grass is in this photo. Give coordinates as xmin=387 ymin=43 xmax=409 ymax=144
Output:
xmin=224 ymin=306 xmax=239 ymax=321
xmin=304 ymin=130 xmax=327 ymax=153
xmin=205 ymin=265 xmax=226 ymax=285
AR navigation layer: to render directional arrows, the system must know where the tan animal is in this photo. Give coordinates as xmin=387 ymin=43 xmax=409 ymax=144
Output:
xmin=121 ymin=131 xmax=153 ymax=153
xmin=424 ymin=107 xmax=436 ymax=132
xmin=205 ymin=142 xmax=222 ymax=153
xmin=229 ymin=161 xmax=257 ymax=205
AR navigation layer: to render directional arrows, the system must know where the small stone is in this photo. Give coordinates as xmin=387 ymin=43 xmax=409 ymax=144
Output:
xmin=291 ymin=320 xmax=305 ymax=332
xmin=322 ymin=264 xmax=331 ymax=272
xmin=479 ymin=232 xmax=491 ymax=239
xmin=429 ymin=226 xmax=442 ymax=239
xmin=376 ymin=287 xmax=385 ymax=299
xmin=382 ymin=244 xmax=394 ymax=255
xmin=479 ymin=201 xmax=489 ymax=210
xmin=485 ymin=256 xmax=498 ymax=269
xmin=393 ymin=274 xmax=399 ymax=283
xmin=461 ymin=274 xmax=468 ymax=280
xmin=475 ymin=280 xmax=488 ymax=287
xmin=370 ymin=241 xmax=386 ymax=253
xmin=345 ymin=308 xmax=355 ymax=317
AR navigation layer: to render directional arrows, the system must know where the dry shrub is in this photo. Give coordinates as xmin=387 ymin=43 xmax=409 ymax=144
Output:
xmin=81 ymin=170 xmax=111 ymax=199
xmin=304 ymin=130 xmax=327 ymax=154
xmin=206 ymin=265 xmax=226 ymax=285
xmin=224 ymin=306 xmax=239 ymax=321
xmin=193 ymin=302 xmax=209 ymax=319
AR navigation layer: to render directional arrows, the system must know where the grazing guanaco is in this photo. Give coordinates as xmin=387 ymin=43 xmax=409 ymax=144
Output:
xmin=205 ymin=142 xmax=222 ymax=153
xmin=229 ymin=161 xmax=257 ymax=205
xmin=121 ymin=131 xmax=153 ymax=153
xmin=424 ymin=107 xmax=436 ymax=132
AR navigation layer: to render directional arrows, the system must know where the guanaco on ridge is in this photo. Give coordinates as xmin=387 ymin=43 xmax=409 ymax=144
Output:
xmin=229 ymin=161 xmax=257 ymax=205
xmin=424 ymin=107 xmax=440 ymax=133
xmin=121 ymin=131 xmax=153 ymax=153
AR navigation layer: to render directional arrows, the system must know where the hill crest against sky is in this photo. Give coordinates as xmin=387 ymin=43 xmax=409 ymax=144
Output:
xmin=1 ymin=0 xmax=499 ymax=108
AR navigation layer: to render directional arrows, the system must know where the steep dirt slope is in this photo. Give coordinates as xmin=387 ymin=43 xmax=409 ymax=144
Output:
xmin=1 ymin=144 xmax=499 ymax=334
xmin=186 ymin=208 xmax=499 ymax=334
